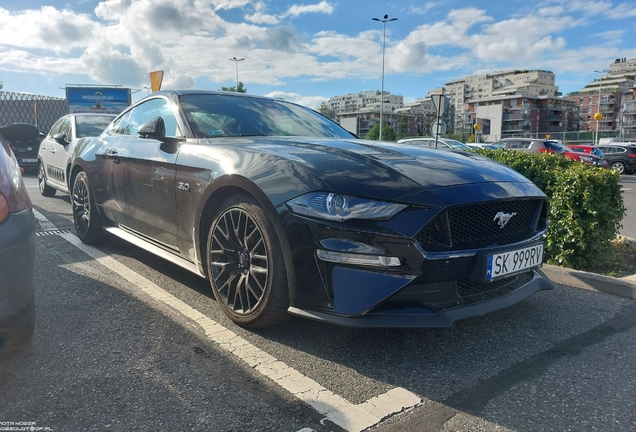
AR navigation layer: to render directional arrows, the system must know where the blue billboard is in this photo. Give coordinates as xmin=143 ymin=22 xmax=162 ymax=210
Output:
xmin=66 ymin=87 xmax=131 ymax=115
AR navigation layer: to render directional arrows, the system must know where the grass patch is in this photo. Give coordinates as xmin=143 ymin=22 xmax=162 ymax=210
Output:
xmin=585 ymin=236 xmax=636 ymax=277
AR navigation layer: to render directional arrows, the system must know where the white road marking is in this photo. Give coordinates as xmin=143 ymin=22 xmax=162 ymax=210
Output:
xmin=54 ymin=231 xmax=420 ymax=431
xmin=32 ymin=208 xmax=58 ymax=231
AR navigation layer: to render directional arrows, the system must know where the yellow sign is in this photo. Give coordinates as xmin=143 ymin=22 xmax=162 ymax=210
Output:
xmin=546 ymin=134 xmax=550 ymax=139
xmin=473 ymin=123 xmax=481 ymax=131
xmin=150 ymin=70 xmax=164 ymax=92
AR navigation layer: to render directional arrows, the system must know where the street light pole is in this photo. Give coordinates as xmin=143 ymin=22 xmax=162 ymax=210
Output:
xmin=594 ymin=69 xmax=609 ymax=144
xmin=229 ymin=57 xmax=245 ymax=91
xmin=372 ymin=14 xmax=397 ymax=141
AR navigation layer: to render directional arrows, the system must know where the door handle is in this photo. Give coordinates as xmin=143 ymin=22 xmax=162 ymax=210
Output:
xmin=107 ymin=150 xmax=120 ymax=164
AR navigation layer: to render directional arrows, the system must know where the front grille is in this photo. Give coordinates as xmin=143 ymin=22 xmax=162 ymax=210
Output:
xmin=417 ymin=199 xmax=544 ymax=252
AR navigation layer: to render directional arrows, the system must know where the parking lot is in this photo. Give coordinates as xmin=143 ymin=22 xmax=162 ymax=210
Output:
xmin=1 ymin=174 xmax=636 ymax=432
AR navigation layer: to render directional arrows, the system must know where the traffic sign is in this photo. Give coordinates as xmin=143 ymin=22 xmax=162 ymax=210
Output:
xmin=431 ymin=120 xmax=446 ymax=136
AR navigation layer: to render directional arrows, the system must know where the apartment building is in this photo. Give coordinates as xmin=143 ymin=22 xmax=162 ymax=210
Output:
xmin=444 ymin=70 xmax=559 ymax=131
xmin=320 ymin=91 xmax=403 ymax=115
xmin=467 ymin=94 xmax=579 ymax=141
xmin=566 ymin=60 xmax=636 ymax=136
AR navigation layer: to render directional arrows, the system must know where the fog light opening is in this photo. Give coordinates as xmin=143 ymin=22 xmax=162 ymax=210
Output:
xmin=316 ymin=249 xmax=401 ymax=267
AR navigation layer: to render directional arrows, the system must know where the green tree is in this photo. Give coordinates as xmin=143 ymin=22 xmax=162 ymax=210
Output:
xmin=220 ymin=82 xmax=247 ymax=93
xmin=318 ymin=105 xmax=335 ymax=120
xmin=366 ymin=123 xmax=397 ymax=141
xmin=396 ymin=117 xmax=409 ymax=140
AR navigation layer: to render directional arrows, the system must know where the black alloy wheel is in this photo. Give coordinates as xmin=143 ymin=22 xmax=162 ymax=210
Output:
xmin=72 ymin=171 xmax=102 ymax=244
xmin=207 ymin=195 xmax=289 ymax=328
xmin=610 ymin=161 xmax=626 ymax=175
xmin=38 ymin=162 xmax=56 ymax=197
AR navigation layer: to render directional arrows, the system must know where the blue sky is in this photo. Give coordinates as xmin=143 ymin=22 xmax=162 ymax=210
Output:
xmin=1 ymin=0 xmax=635 ymax=108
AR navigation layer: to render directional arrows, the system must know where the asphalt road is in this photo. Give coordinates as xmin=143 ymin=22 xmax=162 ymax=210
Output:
xmin=1 ymin=173 xmax=635 ymax=432
xmin=619 ymin=174 xmax=636 ymax=239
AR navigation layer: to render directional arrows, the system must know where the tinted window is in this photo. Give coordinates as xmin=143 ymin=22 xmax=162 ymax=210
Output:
xmin=544 ymin=141 xmax=566 ymax=154
xmin=125 ymin=98 xmax=180 ymax=137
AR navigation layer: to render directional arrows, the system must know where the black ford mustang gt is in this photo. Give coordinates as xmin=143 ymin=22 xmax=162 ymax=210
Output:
xmin=70 ymin=90 xmax=554 ymax=328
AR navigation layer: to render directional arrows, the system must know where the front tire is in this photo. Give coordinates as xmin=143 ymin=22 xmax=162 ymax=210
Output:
xmin=38 ymin=162 xmax=56 ymax=197
xmin=610 ymin=161 xmax=626 ymax=175
xmin=72 ymin=171 xmax=103 ymax=244
xmin=206 ymin=194 xmax=289 ymax=328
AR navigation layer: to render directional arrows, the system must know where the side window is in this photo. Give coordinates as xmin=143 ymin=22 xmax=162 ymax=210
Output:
xmin=615 ymin=148 xmax=626 ymax=154
xmin=109 ymin=111 xmax=132 ymax=135
xmin=125 ymin=98 xmax=180 ymax=137
xmin=48 ymin=117 xmax=66 ymax=138
xmin=59 ymin=118 xmax=72 ymax=141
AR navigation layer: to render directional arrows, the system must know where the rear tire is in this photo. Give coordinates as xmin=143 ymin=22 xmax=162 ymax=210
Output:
xmin=206 ymin=194 xmax=290 ymax=328
xmin=72 ymin=171 xmax=103 ymax=244
xmin=38 ymin=162 xmax=56 ymax=197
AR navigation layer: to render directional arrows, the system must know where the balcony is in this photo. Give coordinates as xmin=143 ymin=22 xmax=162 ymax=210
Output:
xmin=502 ymin=124 xmax=531 ymax=132
xmin=503 ymin=113 xmax=530 ymax=121
xmin=544 ymin=125 xmax=563 ymax=132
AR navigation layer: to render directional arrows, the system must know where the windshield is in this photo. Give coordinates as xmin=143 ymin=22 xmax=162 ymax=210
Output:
xmin=76 ymin=115 xmax=117 ymax=138
xmin=180 ymin=94 xmax=355 ymax=139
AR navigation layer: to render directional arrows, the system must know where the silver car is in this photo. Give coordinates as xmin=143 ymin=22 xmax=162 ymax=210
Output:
xmin=37 ymin=113 xmax=116 ymax=196
xmin=397 ymin=137 xmax=471 ymax=150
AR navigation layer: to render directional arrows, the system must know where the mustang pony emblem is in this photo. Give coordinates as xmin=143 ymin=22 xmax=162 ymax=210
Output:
xmin=493 ymin=211 xmax=517 ymax=228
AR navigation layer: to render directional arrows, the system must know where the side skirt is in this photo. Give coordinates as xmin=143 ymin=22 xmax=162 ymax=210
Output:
xmin=104 ymin=226 xmax=207 ymax=279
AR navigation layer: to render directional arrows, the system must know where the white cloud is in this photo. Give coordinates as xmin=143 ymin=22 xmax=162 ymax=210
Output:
xmin=283 ymin=1 xmax=333 ymax=18
xmin=246 ymin=12 xmax=279 ymax=24
xmin=265 ymin=90 xmax=327 ymax=108
xmin=0 ymin=6 xmax=96 ymax=53
xmin=409 ymin=2 xmax=440 ymax=14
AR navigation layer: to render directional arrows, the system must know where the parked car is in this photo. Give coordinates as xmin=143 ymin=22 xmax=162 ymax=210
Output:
xmin=69 ymin=90 xmax=553 ymax=329
xmin=4 ymin=124 xmax=44 ymax=173
xmin=567 ymin=145 xmax=609 ymax=169
xmin=0 ymin=123 xmax=36 ymax=351
xmin=37 ymin=113 xmax=116 ymax=197
xmin=494 ymin=138 xmax=606 ymax=167
xmin=595 ymin=143 xmax=636 ymax=174
xmin=397 ymin=137 xmax=472 ymax=151
xmin=467 ymin=143 xmax=502 ymax=150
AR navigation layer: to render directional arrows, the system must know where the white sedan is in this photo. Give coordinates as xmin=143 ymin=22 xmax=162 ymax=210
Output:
xmin=37 ymin=113 xmax=116 ymax=196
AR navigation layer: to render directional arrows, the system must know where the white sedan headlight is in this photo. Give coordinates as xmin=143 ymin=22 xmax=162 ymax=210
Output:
xmin=287 ymin=192 xmax=407 ymax=222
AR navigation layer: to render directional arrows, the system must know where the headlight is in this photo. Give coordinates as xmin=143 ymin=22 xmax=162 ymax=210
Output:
xmin=287 ymin=192 xmax=407 ymax=222
xmin=580 ymin=156 xmax=593 ymax=162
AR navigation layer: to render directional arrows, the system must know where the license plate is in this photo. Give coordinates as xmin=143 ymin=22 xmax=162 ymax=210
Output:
xmin=487 ymin=244 xmax=543 ymax=280
xmin=20 ymin=158 xmax=37 ymax=163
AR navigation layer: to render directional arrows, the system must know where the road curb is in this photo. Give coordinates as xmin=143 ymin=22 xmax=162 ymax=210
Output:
xmin=542 ymin=264 xmax=636 ymax=300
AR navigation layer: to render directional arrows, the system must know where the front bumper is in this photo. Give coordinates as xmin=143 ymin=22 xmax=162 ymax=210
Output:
xmin=289 ymin=269 xmax=553 ymax=328
xmin=280 ymin=191 xmax=553 ymax=328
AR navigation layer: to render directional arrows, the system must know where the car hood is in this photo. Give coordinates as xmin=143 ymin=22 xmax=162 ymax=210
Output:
xmin=200 ymin=137 xmax=541 ymax=204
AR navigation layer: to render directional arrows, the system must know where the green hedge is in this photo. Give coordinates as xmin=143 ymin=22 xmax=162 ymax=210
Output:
xmin=475 ymin=149 xmax=626 ymax=270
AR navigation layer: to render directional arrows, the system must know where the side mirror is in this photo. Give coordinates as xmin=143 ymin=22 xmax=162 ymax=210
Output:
xmin=53 ymin=133 xmax=69 ymax=145
xmin=138 ymin=117 xmax=166 ymax=140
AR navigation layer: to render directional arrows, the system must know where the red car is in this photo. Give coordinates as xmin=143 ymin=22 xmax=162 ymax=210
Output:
xmin=567 ymin=145 xmax=609 ymax=169
xmin=494 ymin=138 xmax=607 ymax=168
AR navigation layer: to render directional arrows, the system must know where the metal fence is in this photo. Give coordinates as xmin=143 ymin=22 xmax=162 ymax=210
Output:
xmin=0 ymin=91 xmax=67 ymax=134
